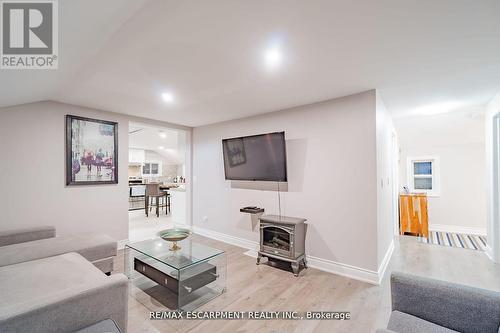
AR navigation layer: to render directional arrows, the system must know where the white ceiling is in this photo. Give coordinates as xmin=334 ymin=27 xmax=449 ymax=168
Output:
xmin=394 ymin=106 xmax=485 ymax=149
xmin=1 ymin=0 xmax=500 ymax=127
xmin=129 ymin=122 xmax=186 ymax=164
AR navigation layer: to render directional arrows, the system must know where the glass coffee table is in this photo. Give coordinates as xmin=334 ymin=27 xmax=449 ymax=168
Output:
xmin=125 ymin=237 xmax=226 ymax=311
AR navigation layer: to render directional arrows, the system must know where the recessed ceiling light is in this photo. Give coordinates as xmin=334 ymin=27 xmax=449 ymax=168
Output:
xmin=158 ymin=146 xmax=164 ymax=150
xmin=161 ymin=92 xmax=174 ymax=103
xmin=412 ymin=102 xmax=463 ymax=116
xmin=264 ymin=48 xmax=282 ymax=69
xmin=158 ymin=131 xmax=167 ymax=139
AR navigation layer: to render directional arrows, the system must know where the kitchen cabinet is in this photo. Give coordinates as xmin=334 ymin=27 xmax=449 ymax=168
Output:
xmin=129 ymin=149 xmax=145 ymax=164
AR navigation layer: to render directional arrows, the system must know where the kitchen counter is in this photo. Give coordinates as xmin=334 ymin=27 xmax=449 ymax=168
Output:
xmin=127 ymin=181 xmax=186 ymax=221
xmin=128 ymin=181 xmax=185 ymax=189
xmin=168 ymin=186 xmax=186 ymax=192
xmin=170 ymin=189 xmax=186 ymax=224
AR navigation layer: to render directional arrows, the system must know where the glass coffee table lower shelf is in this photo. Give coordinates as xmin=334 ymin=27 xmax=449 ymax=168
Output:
xmin=125 ymin=238 xmax=226 ymax=311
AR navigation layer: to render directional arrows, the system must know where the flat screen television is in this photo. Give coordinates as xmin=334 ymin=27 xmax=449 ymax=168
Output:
xmin=222 ymin=131 xmax=287 ymax=181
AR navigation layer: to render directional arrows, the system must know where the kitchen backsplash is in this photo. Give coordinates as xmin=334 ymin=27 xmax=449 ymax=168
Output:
xmin=128 ymin=164 xmax=182 ymax=179
xmin=128 ymin=165 xmax=141 ymax=178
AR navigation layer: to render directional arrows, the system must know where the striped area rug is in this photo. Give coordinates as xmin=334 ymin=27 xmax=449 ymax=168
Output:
xmin=419 ymin=231 xmax=487 ymax=251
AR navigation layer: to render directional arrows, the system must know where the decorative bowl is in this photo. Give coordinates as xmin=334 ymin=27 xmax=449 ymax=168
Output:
xmin=159 ymin=228 xmax=191 ymax=251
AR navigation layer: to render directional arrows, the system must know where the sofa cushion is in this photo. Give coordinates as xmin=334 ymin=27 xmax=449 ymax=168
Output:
xmin=0 ymin=253 xmax=128 ymax=333
xmin=0 ymin=226 xmax=56 ymax=247
xmin=387 ymin=311 xmax=459 ymax=333
xmin=0 ymin=233 xmax=117 ymax=267
xmin=0 ymin=252 xmax=107 ymax=319
xmin=391 ymin=272 xmax=500 ymax=333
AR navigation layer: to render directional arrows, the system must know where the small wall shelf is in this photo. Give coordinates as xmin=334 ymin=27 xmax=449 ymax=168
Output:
xmin=240 ymin=207 xmax=264 ymax=214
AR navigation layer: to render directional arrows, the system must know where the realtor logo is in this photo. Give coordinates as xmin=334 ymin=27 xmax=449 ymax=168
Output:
xmin=1 ymin=0 xmax=58 ymax=69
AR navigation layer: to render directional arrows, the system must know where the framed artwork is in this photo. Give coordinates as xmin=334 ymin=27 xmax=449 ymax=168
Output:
xmin=66 ymin=115 xmax=118 ymax=185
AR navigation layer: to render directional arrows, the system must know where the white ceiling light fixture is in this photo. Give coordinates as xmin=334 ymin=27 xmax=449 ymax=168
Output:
xmin=412 ymin=101 xmax=464 ymax=116
xmin=264 ymin=47 xmax=283 ymax=69
xmin=158 ymin=131 xmax=167 ymax=138
xmin=161 ymin=92 xmax=174 ymax=103
xmin=158 ymin=146 xmax=165 ymax=150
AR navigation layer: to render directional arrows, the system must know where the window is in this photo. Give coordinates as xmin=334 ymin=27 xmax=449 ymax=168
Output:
xmin=142 ymin=162 xmax=160 ymax=176
xmin=151 ymin=163 xmax=159 ymax=175
xmin=407 ymin=156 xmax=440 ymax=196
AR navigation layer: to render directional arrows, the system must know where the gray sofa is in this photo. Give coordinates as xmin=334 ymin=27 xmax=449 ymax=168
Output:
xmin=0 ymin=226 xmax=117 ymax=274
xmin=0 ymin=225 xmax=56 ymax=246
xmin=0 ymin=253 xmax=128 ymax=333
xmin=0 ymin=226 xmax=128 ymax=333
xmin=75 ymin=319 xmax=122 ymax=333
xmin=378 ymin=272 xmax=500 ymax=333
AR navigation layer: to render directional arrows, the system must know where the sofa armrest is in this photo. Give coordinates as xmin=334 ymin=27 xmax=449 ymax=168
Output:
xmin=0 ymin=274 xmax=129 ymax=333
xmin=0 ymin=226 xmax=56 ymax=247
xmin=390 ymin=272 xmax=500 ymax=333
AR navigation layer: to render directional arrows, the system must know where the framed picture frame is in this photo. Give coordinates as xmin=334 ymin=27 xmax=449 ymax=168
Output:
xmin=66 ymin=115 xmax=118 ymax=185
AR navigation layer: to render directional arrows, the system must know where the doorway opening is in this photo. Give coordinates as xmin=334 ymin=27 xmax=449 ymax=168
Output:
xmin=128 ymin=122 xmax=189 ymax=242
xmin=394 ymin=109 xmax=488 ymax=252
xmin=488 ymin=113 xmax=500 ymax=261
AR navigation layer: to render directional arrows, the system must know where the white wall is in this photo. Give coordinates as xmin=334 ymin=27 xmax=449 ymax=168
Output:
xmin=485 ymin=92 xmax=500 ymax=262
xmin=0 ymin=101 xmax=129 ymax=240
xmin=376 ymin=92 xmax=396 ymax=267
xmin=0 ymin=101 xmax=192 ymax=241
xmin=193 ymin=90 xmax=386 ymax=275
xmin=143 ymin=150 xmax=181 ymax=179
xmin=395 ymin=109 xmax=487 ymax=233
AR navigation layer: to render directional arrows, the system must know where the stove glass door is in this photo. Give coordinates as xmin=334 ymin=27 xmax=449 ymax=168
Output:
xmin=262 ymin=226 xmax=291 ymax=252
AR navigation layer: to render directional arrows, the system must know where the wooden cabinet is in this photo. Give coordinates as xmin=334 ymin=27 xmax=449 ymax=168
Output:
xmin=399 ymin=194 xmax=429 ymax=237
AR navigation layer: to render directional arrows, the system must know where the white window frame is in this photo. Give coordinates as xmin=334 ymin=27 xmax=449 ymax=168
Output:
xmin=406 ymin=155 xmax=440 ymax=197
xmin=141 ymin=161 xmax=162 ymax=177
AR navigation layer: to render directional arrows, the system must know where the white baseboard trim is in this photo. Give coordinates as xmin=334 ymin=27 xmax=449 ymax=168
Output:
xmin=305 ymin=255 xmax=379 ymax=285
xmin=429 ymin=224 xmax=486 ymax=236
xmin=377 ymin=240 xmax=395 ymax=284
xmin=192 ymin=225 xmax=389 ymax=285
xmin=117 ymin=239 xmax=129 ymax=250
xmin=192 ymin=225 xmax=259 ymax=252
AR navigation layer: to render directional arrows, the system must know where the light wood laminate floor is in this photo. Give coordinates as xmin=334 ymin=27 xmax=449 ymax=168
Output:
xmin=114 ymin=234 xmax=500 ymax=333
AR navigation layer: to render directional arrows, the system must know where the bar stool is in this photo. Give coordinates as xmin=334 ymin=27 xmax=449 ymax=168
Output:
xmin=145 ymin=183 xmax=166 ymax=217
xmin=165 ymin=192 xmax=171 ymax=214
xmin=160 ymin=187 xmax=171 ymax=215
